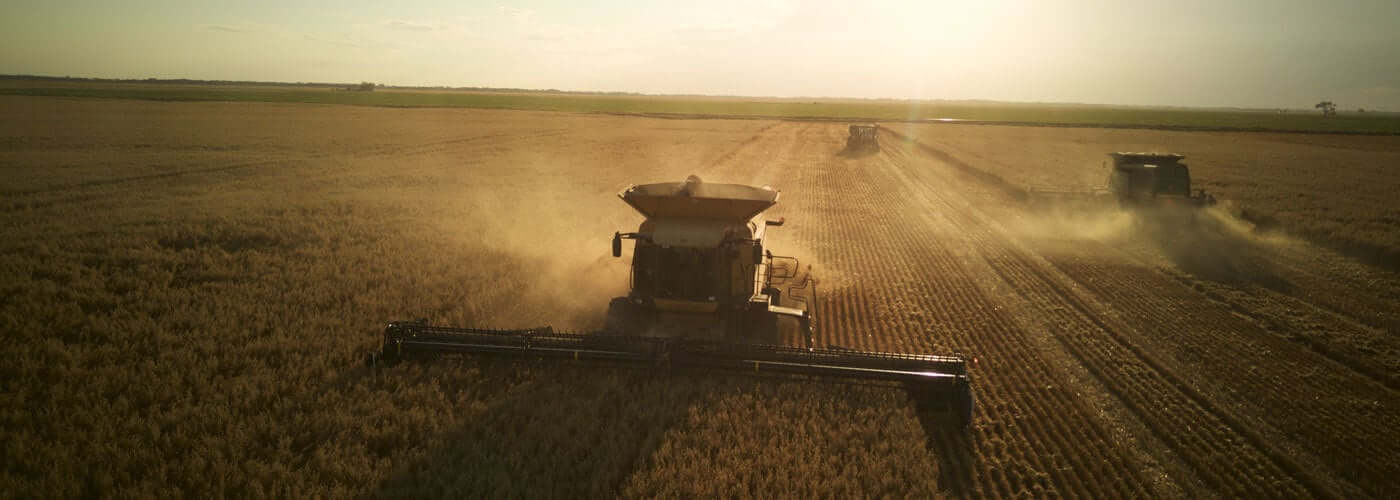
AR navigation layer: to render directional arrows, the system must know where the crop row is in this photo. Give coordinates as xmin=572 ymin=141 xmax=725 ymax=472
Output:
xmin=875 ymin=142 xmax=1320 ymax=496
xmin=782 ymin=124 xmax=1158 ymax=498
xmin=1040 ymin=241 xmax=1400 ymax=496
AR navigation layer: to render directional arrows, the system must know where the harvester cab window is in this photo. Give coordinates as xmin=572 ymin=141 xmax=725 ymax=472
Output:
xmin=633 ymin=245 xmax=722 ymax=301
xmin=1153 ymin=164 xmax=1191 ymax=196
xmin=1123 ymin=167 xmax=1156 ymax=198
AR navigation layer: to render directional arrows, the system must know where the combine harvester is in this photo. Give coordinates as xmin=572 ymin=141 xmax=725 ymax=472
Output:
xmin=369 ymin=175 xmax=975 ymax=425
xmin=1027 ymin=152 xmax=1216 ymax=208
xmin=845 ymin=124 xmax=880 ymax=152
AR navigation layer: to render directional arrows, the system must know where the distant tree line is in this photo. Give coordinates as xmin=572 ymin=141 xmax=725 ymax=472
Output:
xmin=0 ymin=74 xmax=361 ymax=88
xmin=0 ymin=74 xmax=662 ymax=96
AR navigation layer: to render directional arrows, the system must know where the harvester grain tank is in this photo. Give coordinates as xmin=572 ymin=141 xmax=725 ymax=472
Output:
xmin=605 ymin=175 xmax=809 ymax=340
xmin=369 ymin=175 xmax=975 ymax=425
xmin=846 ymin=124 xmax=880 ymax=152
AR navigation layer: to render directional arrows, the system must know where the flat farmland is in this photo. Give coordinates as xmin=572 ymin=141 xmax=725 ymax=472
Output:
xmin=889 ymin=123 xmax=1400 ymax=268
xmin=6 ymin=79 xmax=1400 ymax=134
xmin=3 ymin=96 xmax=1398 ymax=497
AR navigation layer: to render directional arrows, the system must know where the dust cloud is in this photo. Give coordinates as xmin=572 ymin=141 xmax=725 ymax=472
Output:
xmin=1009 ymin=201 xmax=1299 ymax=288
xmin=419 ymin=119 xmax=809 ymax=332
xmin=1141 ymin=208 xmax=1297 ymax=289
xmin=1006 ymin=201 xmax=1137 ymax=241
xmin=442 ymin=174 xmax=633 ymax=332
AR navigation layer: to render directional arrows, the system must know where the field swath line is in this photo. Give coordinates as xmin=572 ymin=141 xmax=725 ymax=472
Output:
xmin=0 ymin=157 xmax=291 ymax=200
xmin=347 ymin=129 xmax=572 ymax=161
xmin=1224 ymin=242 xmax=1400 ymax=334
xmin=879 ymin=141 xmax=1331 ymax=497
xmin=1151 ymin=264 xmax=1400 ymax=391
xmin=788 ymin=124 xmax=1158 ymax=498
xmin=1040 ymin=244 xmax=1400 ymax=497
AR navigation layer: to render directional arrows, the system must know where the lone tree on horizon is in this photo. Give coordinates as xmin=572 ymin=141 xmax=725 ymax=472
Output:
xmin=1315 ymin=100 xmax=1337 ymax=116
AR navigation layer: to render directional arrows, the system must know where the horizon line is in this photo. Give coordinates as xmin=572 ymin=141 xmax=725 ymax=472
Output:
xmin=1 ymin=73 xmax=1392 ymax=114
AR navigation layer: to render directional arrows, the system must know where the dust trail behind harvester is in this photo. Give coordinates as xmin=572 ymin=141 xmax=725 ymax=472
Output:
xmin=1007 ymin=200 xmax=1301 ymax=287
xmin=426 ymin=120 xmax=838 ymax=334
xmin=1005 ymin=202 xmax=1138 ymax=242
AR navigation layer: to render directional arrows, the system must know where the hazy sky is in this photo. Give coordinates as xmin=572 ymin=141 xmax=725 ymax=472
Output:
xmin=3 ymin=0 xmax=1398 ymax=110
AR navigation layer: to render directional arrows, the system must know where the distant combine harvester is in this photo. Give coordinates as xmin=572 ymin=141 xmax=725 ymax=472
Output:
xmin=339 ymin=82 xmax=376 ymax=92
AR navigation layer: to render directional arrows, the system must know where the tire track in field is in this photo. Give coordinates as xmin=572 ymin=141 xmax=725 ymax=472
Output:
xmin=0 ymin=156 xmax=292 ymax=213
xmin=784 ymin=124 xmax=1159 ymax=498
xmin=882 ymin=141 xmax=1323 ymax=497
xmin=800 ymin=154 xmax=1044 ymax=497
xmin=1216 ymin=235 xmax=1400 ymax=334
xmin=700 ymin=122 xmax=784 ymax=173
xmin=733 ymin=123 xmax=1058 ymax=495
xmin=969 ymin=156 xmax=1400 ymax=494
xmin=891 ymin=126 xmax=1400 ymax=379
xmin=882 ymin=134 xmax=1392 ymax=497
xmin=1149 ymin=262 xmax=1399 ymax=390
xmin=351 ymin=129 xmax=571 ymax=160
xmin=1038 ymin=242 xmax=1400 ymax=497
xmin=1100 ymin=211 xmax=1400 ymax=373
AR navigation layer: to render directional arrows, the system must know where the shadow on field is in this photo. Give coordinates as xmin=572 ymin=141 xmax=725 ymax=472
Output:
xmin=375 ymin=362 xmax=707 ymax=497
xmin=1011 ymin=202 xmax=1294 ymax=292
xmin=913 ymin=402 xmax=975 ymax=496
xmin=836 ymin=146 xmax=879 ymax=159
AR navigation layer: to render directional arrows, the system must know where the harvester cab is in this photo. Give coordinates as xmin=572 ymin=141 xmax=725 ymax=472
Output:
xmin=1107 ymin=152 xmax=1216 ymax=207
xmin=369 ymin=175 xmax=975 ymax=426
xmin=608 ymin=175 xmax=809 ymax=342
xmin=846 ymin=124 xmax=880 ymax=152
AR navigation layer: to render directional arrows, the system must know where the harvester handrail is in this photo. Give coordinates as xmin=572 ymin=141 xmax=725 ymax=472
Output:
xmin=767 ymin=254 xmax=800 ymax=281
